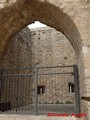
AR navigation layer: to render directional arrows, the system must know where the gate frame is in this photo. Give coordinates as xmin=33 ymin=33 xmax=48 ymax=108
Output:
xmin=34 ymin=65 xmax=80 ymax=115
xmin=0 ymin=65 xmax=80 ymax=115
xmin=34 ymin=67 xmax=38 ymax=115
xmin=73 ymin=65 xmax=80 ymax=114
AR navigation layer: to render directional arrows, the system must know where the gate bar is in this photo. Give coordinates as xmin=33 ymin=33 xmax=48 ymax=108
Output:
xmin=16 ymin=69 xmax=19 ymax=113
xmin=73 ymin=65 xmax=80 ymax=114
xmin=38 ymin=65 xmax=73 ymax=69
xmin=34 ymin=67 xmax=38 ymax=115
xmin=0 ymin=69 xmax=3 ymax=103
xmin=0 ymin=65 xmax=73 ymax=71
xmin=1 ymin=72 xmax=73 ymax=77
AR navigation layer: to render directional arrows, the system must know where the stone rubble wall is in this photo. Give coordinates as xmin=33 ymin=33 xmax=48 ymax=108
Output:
xmin=30 ymin=27 xmax=76 ymax=104
xmin=0 ymin=0 xmax=90 ymax=119
xmin=0 ymin=27 xmax=33 ymax=108
xmin=0 ymin=26 xmax=76 ymax=108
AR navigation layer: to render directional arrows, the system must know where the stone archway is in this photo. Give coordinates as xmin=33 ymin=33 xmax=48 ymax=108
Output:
xmin=0 ymin=0 xmax=90 ymax=119
xmin=0 ymin=0 xmax=82 ymax=56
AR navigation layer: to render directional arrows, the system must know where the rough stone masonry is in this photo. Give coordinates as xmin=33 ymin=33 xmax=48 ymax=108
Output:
xmin=0 ymin=26 xmax=76 ymax=109
xmin=0 ymin=0 xmax=90 ymax=119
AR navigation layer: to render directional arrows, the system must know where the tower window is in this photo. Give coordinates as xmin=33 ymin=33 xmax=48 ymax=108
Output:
xmin=37 ymin=86 xmax=45 ymax=94
xmin=68 ymin=83 xmax=75 ymax=93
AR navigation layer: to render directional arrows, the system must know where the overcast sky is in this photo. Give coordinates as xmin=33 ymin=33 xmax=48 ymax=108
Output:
xmin=28 ymin=21 xmax=47 ymax=29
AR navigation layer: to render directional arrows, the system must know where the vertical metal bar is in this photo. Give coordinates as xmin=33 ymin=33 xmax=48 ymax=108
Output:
xmin=16 ymin=69 xmax=19 ymax=113
xmin=0 ymin=69 xmax=3 ymax=113
xmin=73 ymin=65 xmax=80 ymax=114
xmin=0 ymin=69 xmax=2 ymax=103
xmin=3 ymin=70 xmax=6 ymax=112
xmin=34 ymin=67 xmax=38 ymax=115
xmin=5 ymin=70 xmax=7 ymax=113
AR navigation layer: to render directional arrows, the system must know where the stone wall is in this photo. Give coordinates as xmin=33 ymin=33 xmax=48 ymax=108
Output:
xmin=30 ymin=27 xmax=76 ymax=67
xmin=0 ymin=27 xmax=32 ymax=69
xmin=0 ymin=27 xmax=33 ymax=109
xmin=30 ymin=27 xmax=76 ymax=104
xmin=0 ymin=0 xmax=90 ymax=119
xmin=0 ymin=26 xmax=76 ymax=110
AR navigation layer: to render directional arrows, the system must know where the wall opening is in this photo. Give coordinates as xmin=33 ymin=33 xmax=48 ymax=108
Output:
xmin=0 ymin=23 xmax=80 ymax=115
xmin=68 ymin=82 xmax=75 ymax=93
xmin=0 ymin=0 xmax=83 ymax=116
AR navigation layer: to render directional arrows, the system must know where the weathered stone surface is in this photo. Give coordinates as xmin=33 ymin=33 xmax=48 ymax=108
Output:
xmin=30 ymin=27 xmax=76 ymax=67
xmin=0 ymin=0 xmax=90 ymax=56
xmin=30 ymin=27 xmax=76 ymax=104
xmin=0 ymin=0 xmax=90 ymax=120
xmin=0 ymin=115 xmax=77 ymax=120
xmin=0 ymin=26 xmax=76 ymax=108
xmin=0 ymin=27 xmax=32 ymax=108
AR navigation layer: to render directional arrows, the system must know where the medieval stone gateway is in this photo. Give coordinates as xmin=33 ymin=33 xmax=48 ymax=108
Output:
xmin=0 ymin=0 xmax=90 ymax=120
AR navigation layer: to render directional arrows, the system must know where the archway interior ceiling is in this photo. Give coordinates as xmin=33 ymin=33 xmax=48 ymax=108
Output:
xmin=0 ymin=0 xmax=83 ymax=57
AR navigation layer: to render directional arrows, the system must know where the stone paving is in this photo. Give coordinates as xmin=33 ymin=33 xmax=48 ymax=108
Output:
xmin=0 ymin=115 xmax=82 ymax=120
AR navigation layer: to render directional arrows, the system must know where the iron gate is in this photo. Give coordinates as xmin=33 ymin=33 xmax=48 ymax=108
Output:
xmin=0 ymin=65 xmax=80 ymax=115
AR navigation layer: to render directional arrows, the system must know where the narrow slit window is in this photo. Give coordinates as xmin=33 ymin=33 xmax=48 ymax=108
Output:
xmin=68 ymin=83 xmax=75 ymax=93
xmin=37 ymin=86 xmax=45 ymax=94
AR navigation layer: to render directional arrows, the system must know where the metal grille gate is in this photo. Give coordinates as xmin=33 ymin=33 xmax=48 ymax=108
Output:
xmin=0 ymin=65 xmax=80 ymax=115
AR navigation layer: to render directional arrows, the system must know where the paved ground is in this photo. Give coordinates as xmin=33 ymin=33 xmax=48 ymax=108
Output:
xmin=3 ymin=104 xmax=75 ymax=114
xmin=0 ymin=115 xmax=81 ymax=120
xmin=0 ymin=104 xmax=83 ymax=120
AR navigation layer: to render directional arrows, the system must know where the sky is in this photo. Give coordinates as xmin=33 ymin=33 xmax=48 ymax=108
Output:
xmin=28 ymin=21 xmax=47 ymax=29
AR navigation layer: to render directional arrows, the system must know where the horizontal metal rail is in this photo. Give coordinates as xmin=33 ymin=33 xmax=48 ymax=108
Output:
xmin=0 ymin=65 xmax=74 ymax=71
xmin=1 ymin=72 xmax=74 ymax=77
xmin=38 ymin=65 xmax=74 ymax=69
xmin=0 ymin=67 xmax=35 ymax=71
